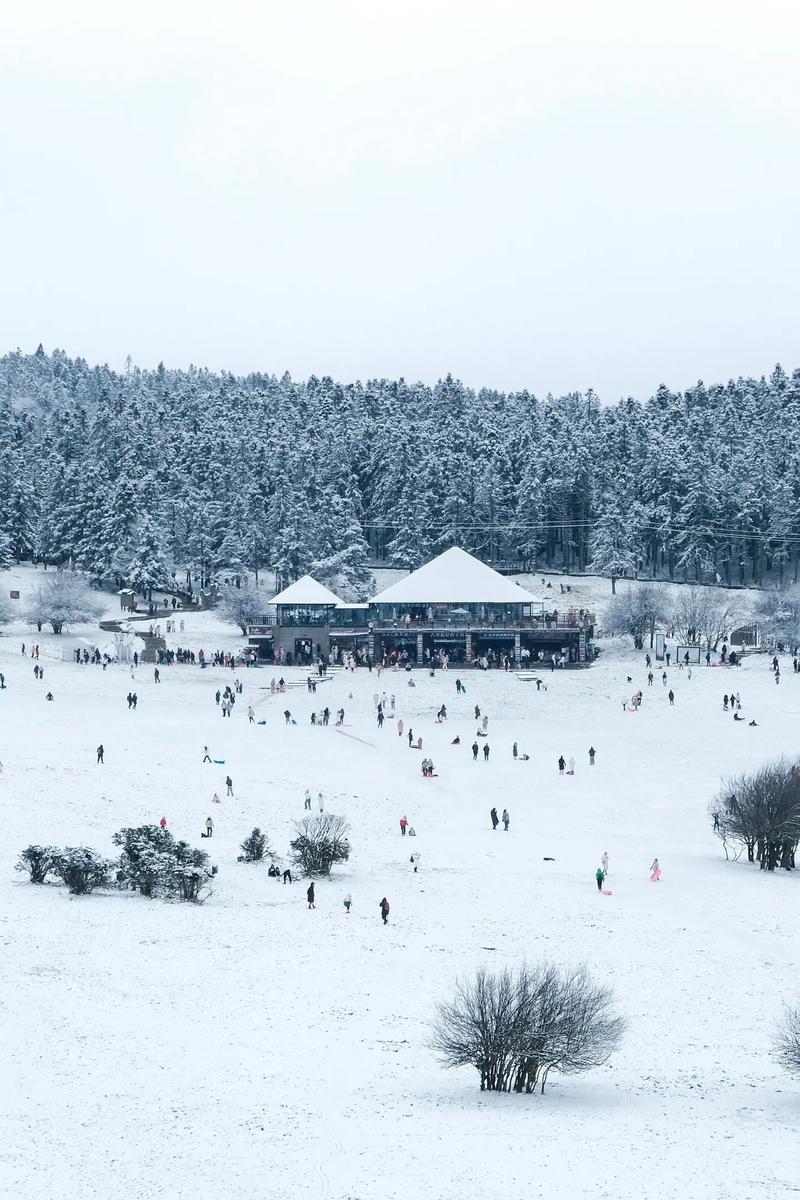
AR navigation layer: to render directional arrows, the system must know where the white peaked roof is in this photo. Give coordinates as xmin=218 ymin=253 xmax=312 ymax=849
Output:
xmin=371 ymin=548 xmax=541 ymax=605
xmin=269 ymin=575 xmax=344 ymax=606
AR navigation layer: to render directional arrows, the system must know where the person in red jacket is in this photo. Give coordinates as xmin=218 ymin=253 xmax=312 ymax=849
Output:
xmin=399 ymin=816 xmax=408 ymax=836
xmin=380 ymin=897 xmax=390 ymax=925
xmin=159 ymin=817 xmax=167 ymax=829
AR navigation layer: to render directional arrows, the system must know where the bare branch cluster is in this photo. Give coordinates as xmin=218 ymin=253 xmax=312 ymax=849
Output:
xmin=432 ymin=963 xmax=624 ymax=1095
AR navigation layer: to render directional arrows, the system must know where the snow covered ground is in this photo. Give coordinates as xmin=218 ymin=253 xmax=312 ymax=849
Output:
xmin=1 ymin=567 xmax=798 ymax=1200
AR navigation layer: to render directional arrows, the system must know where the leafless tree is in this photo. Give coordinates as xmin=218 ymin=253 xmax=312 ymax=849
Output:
xmin=219 ymin=581 xmax=265 ymax=635
xmin=670 ymin=586 xmax=743 ymax=650
xmin=432 ymin=962 xmax=624 ymax=1095
xmin=290 ymin=813 xmax=351 ymax=876
xmin=714 ymin=759 xmax=800 ymax=870
xmin=603 ymin=585 xmax=669 ymax=649
xmin=774 ymin=1001 xmax=800 ymax=1076
xmin=26 ymin=570 xmax=104 ymax=634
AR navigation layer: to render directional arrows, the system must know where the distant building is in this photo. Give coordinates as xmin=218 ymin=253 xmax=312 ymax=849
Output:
xmin=247 ymin=548 xmax=594 ymax=666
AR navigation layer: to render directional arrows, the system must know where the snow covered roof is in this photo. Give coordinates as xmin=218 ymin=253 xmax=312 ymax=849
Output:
xmin=370 ymin=548 xmax=541 ymax=605
xmin=268 ymin=575 xmax=344 ymax=607
xmin=334 ymin=601 xmax=370 ymax=610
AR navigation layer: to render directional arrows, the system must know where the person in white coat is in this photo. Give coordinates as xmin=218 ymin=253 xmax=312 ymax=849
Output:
xmin=601 ymin=850 xmax=609 ymax=875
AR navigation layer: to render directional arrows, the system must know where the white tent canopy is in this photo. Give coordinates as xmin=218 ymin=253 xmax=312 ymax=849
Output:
xmin=269 ymin=575 xmax=344 ymax=606
xmin=370 ymin=548 xmax=541 ymax=606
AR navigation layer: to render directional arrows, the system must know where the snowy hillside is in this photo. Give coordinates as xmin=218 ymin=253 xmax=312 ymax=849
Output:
xmin=1 ymin=566 xmax=798 ymax=1200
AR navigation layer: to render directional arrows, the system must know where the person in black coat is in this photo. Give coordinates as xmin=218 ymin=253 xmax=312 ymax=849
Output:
xmin=490 ymin=806 xmax=499 ymax=830
xmin=307 ymin=881 xmax=315 ymax=909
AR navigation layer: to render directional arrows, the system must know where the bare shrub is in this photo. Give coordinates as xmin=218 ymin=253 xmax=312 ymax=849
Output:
xmin=775 ymin=1001 xmax=800 ymax=1076
xmin=290 ymin=813 xmax=351 ymax=876
xmin=16 ymin=845 xmax=60 ymax=884
xmin=432 ymin=962 xmax=625 ymax=1094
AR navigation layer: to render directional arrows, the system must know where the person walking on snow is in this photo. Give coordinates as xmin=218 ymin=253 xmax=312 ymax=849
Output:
xmin=601 ymin=850 xmax=609 ymax=875
xmin=668 ymin=689 xmax=675 ymax=706
xmin=380 ymin=897 xmax=390 ymax=925
xmin=304 ymin=789 xmax=312 ymax=810
xmin=400 ymin=816 xmax=408 ymax=836
xmin=502 ymin=808 xmax=510 ymax=831
xmin=96 ymin=744 xmax=104 ymax=764
xmin=318 ymin=792 xmax=325 ymax=812
xmin=307 ymin=882 xmax=316 ymax=909
xmin=154 ymin=667 xmax=160 ymax=683
xmin=472 ymin=741 xmax=479 ymax=761
xmin=596 ymin=866 xmax=606 ymax=892
xmin=159 ymin=816 xmax=167 ymax=829
xmin=483 ymin=743 xmax=490 ymax=761
xmin=343 ymin=893 xmax=352 ymax=915
xmin=248 ymin=705 xmax=255 ymax=723
xmin=649 ymin=857 xmax=661 ymax=882
xmin=558 ymin=755 xmax=565 ymax=774
xmin=589 ymin=746 xmax=596 ymax=765
xmin=226 ymin=775 xmax=233 ymax=796
xmin=202 ymin=746 xmax=212 ymax=763
xmin=205 ymin=816 xmax=214 ymax=837
xmin=513 ymin=742 xmax=518 ymax=759
xmin=397 ymin=719 xmax=403 ymax=736
xmin=490 ymin=806 xmax=499 ymax=830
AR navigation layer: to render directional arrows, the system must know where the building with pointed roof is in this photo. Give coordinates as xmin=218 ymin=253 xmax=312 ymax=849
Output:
xmin=269 ymin=575 xmax=344 ymax=607
xmin=371 ymin=547 xmax=542 ymax=606
xmin=368 ymin=547 xmax=593 ymax=667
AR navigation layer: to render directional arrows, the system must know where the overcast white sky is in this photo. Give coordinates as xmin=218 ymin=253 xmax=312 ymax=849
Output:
xmin=0 ymin=1 xmax=798 ymax=399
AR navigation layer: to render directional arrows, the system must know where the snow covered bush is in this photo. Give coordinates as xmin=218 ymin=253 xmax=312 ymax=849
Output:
xmin=25 ymin=570 xmax=105 ymax=634
xmin=432 ymin=962 xmax=625 ymax=1095
xmin=114 ymin=825 xmax=216 ymax=901
xmin=714 ymin=759 xmax=800 ymax=870
xmin=219 ymin=582 xmax=266 ymax=635
xmin=113 ymin=825 xmax=178 ymax=897
xmin=774 ymin=1001 xmax=800 ymax=1076
xmin=163 ymin=844 xmax=216 ymax=903
xmin=240 ymin=827 xmax=273 ymax=863
xmin=16 ymin=844 xmax=60 ymax=884
xmin=290 ymin=813 xmax=351 ymax=876
xmin=53 ymin=847 xmax=115 ymax=895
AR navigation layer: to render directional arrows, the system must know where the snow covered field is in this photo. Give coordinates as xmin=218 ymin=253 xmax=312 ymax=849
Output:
xmin=1 ymin=570 xmax=798 ymax=1200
